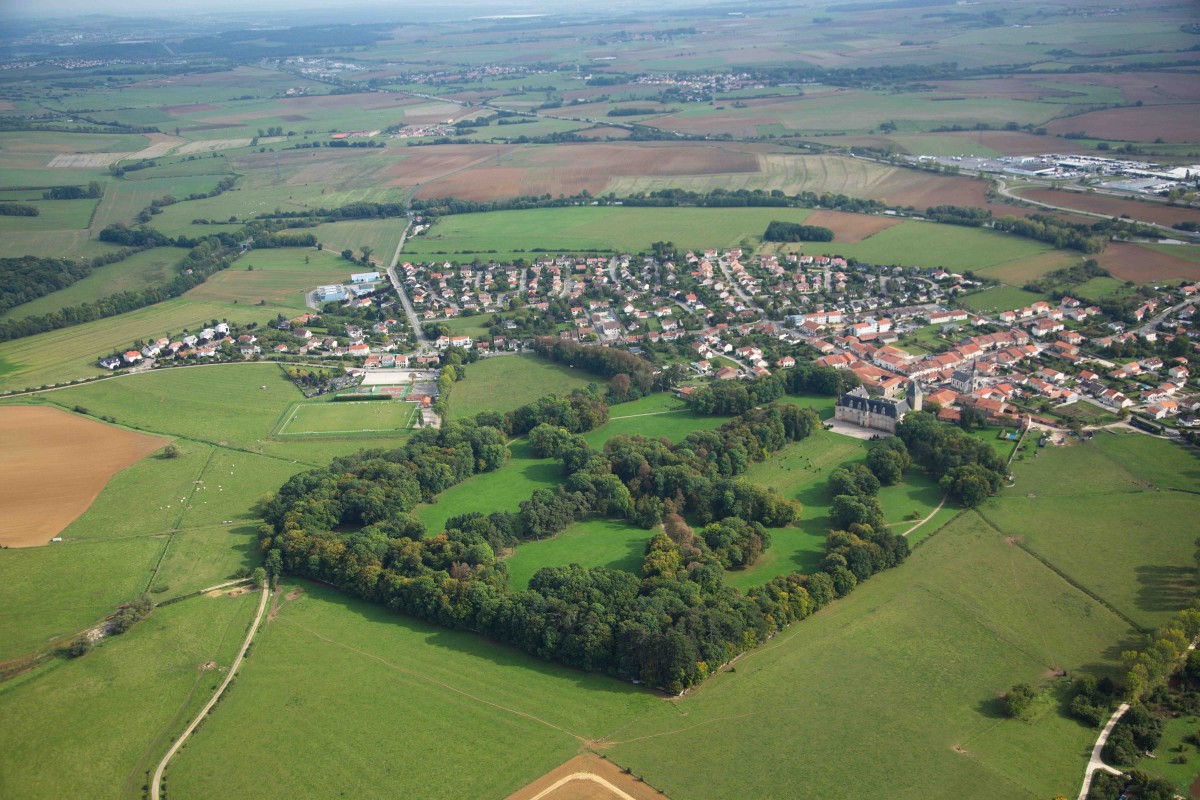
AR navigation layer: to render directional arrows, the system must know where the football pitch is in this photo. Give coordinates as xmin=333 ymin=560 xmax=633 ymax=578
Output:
xmin=273 ymin=401 xmax=418 ymax=437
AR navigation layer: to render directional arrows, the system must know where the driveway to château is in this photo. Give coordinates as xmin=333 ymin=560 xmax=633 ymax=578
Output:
xmin=825 ymin=418 xmax=883 ymax=440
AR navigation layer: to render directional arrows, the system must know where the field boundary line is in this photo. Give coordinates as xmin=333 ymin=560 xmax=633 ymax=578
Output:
xmin=276 ymin=614 xmax=590 ymax=744
xmin=974 ymin=511 xmax=1147 ymax=633
xmin=145 ymin=446 xmax=219 ymax=594
xmin=151 ymin=583 xmax=269 ymax=800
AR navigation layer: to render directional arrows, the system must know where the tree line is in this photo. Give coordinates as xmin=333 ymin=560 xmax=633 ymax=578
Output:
xmin=686 ymin=365 xmax=860 ymax=416
xmin=894 ymin=411 xmax=1006 ymax=507
xmin=763 ymin=221 xmax=834 ymax=242
xmin=262 ymin=397 xmax=909 ymax=692
xmin=0 ymin=244 xmax=162 ymax=316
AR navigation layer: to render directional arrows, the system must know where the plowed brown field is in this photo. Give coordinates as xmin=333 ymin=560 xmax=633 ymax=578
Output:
xmin=1045 ymin=103 xmax=1200 ymax=143
xmin=806 ymin=209 xmax=902 ymax=242
xmin=1096 ymin=242 xmax=1200 ymax=282
xmin=0 ymin=406 xmax=166 ymax=547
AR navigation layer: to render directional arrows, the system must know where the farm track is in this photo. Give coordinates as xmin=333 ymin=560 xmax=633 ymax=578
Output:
xmin=150 ymin=582 xmax=269 ymax=800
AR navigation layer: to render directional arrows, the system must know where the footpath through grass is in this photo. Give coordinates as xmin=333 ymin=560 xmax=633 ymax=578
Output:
xmin=164 ymin=581 xmax=661 ymax=800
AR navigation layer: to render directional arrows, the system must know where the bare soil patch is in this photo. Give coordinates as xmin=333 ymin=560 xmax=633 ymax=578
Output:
xmin=1045 ymin=103 xmax=1200 ymax=143
xmin=1022 ymin=189 xmax=1200 ymax=228
xmin=384 ymin=145 xmax=515 ymax=188
xmin=942 ymin=130 xmax=1070 ymax=157
xmin=0 ymin=406 xmax=166 ymax=547
xmin=0 ymin=100 xmax=15 ymax=111
xmin=1096 ymin=242 xmax=1200 ymax=282
xmin=806 ymin=209 xmax=901 ymax=242
xmin=573 ymin=126 xmax=632 ymax=140
xmin=506 ymin=753 xmax=672 ymax=800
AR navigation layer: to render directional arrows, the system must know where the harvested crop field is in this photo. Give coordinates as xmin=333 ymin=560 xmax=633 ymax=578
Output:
xmin=805 ymin=209 xmax=901 ymax=242
xmin=1096 ymin=242 xmax=1200 ymax=282
xmin=0 ymin=405 xmax=166 ymax=547
xmin=1021 ymin=188 xmax=1200 ymax=227
xmin=1045 ymin=103 xmax=1200 ymax=142
xmin=410 ymin=142 xmax=761 ymax=200
xmin=505 ymin=754 xmax=671 ymax=800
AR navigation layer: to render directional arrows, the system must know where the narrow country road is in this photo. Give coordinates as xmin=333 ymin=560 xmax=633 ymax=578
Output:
xmin=1076 ymin=702 xmax=1130 ymax=800
xmin=386 ymin=217 xmax=431 ymax=351
xmin=150 ymin=583 xmax=270 ymax=800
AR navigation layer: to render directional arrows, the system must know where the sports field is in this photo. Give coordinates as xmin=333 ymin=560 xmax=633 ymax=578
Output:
xmin=274 ymin=401 xmax=418 ymax=436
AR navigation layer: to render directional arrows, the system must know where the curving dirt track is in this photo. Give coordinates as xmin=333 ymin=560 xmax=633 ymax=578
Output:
xmin=506 ymin=754 xmax=672 ymax=800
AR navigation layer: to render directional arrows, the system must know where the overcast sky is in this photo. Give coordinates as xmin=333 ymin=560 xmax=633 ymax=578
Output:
xmin=0 ymin=0 xmax=583 ymax=20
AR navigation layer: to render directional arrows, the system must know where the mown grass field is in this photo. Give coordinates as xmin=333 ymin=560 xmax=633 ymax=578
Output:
xmin=413 ymin=439 xmax=562 ymax=536
xmin=164 ymin=581 xmax=660 ymax=800
xmin=771 ymin=219 xmax=1060 ymax=273
xmin=605 ymin=511 xmax=1138 ymax=800
xmin=405 ymin=206 xmax=817 ymax=257
xmin=961 ymin=285 xmax=1048 ymax=313
xmin=0 ymin=591 xmax=258 ymax=799
xmin=504 ymin=517 xmax=653 ymax=590
xmin=448 ymin=355 xmax=595 ymax=419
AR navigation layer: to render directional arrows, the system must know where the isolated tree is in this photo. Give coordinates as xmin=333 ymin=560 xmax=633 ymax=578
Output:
xmin=359 ymin=245 xmax=374 ymax=265
xmin=252 ymin=567 xmax=267 ymax=588
xmin=1003 ymin=683 xmax=1037 ymax=719
xmin=162 ymin=443 xmax=181 ymax=459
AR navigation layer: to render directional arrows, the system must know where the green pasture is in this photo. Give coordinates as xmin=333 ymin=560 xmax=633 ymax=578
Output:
xmin=775 ymin=219 xmax=1060 ymax=273
xmin=980 ymin=432 xmax=1200 ymax=629
xmin=414 ymin=439 xmax=562 ymax=536
xmin=91 ymin=174 xmax=232 ymax=231
xmin=439 ymin=314 xmax=492 ymax=340
xmin=38 ymin=363 xmax=329 ymax=458
xmin=605 ymin=512 xmax=1137 ymax=800
xmin=1072 ymin=276 xmax=1133 ymax=300
xmin=654 ymin=89 xmax=1057 ymax=136
xmin=504 ymin=517 xmax=652 ymax=590
xmin=960 ymin=285 xmax=1049 ymax=313
xmin=0 ymin=536 xmax=165 ymax=662
xmin=582 ymin=408 xmax=729 ymax=448
xmin=448 ymin=355 xmax=595 ymax=419
xmin=314 ymin=218 xmax=405 ymax=261
xmin=0 ymin=198 xmax=97 ymax=232
xmin=0 ymin=592 xmax=258 ymax=800
xmin=404 ymin=206 xmax=818 ymax=257
xmin=0 ymin=247 xmax=178 ymax=322
xmin=164 ymin=581 xmax=660 ymax=800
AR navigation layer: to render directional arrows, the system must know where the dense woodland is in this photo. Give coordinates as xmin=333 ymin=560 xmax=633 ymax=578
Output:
xmin=263 ymin=394 xmax=909 ymax=692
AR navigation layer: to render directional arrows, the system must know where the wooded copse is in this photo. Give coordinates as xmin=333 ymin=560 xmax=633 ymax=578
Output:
xmin=261 ymin=396 xmax=909 ymax=692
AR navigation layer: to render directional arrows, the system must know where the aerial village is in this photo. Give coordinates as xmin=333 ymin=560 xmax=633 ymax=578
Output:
xmin=91 ymin=237 xmax=1200 ymax=438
